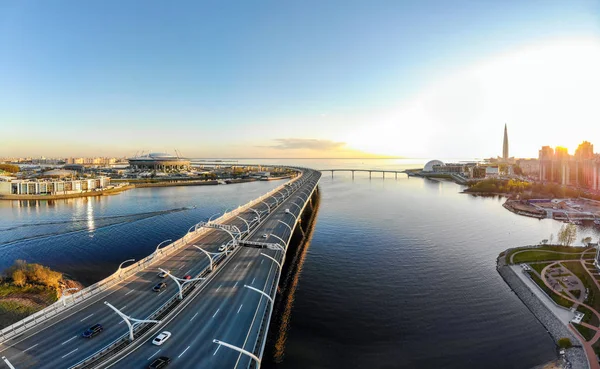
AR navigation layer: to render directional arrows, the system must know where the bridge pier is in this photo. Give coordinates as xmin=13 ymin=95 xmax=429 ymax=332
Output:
xmin=331 ymin=171 xmax=333 ymax=178
xmin=383 ymin=172 xmax=385 ymax=179
xmin=369 ymin=171 xmax=372 ymax=179
xmin=395 ymin=172 xmax=397 ymax=179
xmin=352 ymin=171 xmax=354 ymax=179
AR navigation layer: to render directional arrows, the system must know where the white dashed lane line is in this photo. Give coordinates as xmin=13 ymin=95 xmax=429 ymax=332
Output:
xmin=61 ymin=336 xmax=77 ymax=345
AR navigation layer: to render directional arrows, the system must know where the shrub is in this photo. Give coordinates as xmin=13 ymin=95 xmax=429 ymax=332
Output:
xmin=558 ymin=337 xmax=573 ymax=349
xmin=12 ymin=269 xmax=26 ymax=287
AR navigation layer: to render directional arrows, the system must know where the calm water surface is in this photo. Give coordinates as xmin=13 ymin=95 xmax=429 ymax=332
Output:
xmin=2 ymin=159 xmax=599 ymax=368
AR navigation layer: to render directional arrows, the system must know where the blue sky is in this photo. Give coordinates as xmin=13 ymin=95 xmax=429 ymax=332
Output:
xmin=1 ymin=1 xmax=599 ymax=158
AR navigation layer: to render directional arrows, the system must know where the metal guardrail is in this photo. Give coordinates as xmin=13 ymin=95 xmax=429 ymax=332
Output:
xmin=247 ymin=172 xmax=321 ymax=368
xmin=0 ymin=169 xmax=303 ymax=344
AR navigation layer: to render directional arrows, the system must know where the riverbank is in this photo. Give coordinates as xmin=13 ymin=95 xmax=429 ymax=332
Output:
xmin=497 ymin=249 xmax=590 ymax=369
xmin=0 ymin=175 xmax=292 ymax=201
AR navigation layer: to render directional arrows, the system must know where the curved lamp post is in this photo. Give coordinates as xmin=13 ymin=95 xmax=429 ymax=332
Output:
xmin=193 ymin=245 xmax=224 ymax=271
xmin=261 ymin=201 xmax=271 ymax=213
xmin=269 ymin=234 xmax=287 ymax=251
xmin=118 ymin=259 xmax=136 ymax=278
xmin=59 ymin=287 xmax=80 ymax=307
xmin=260 ymin=253 xmax=282 ymax=271
xmin=155 ymin=239 xmax=172 ymax=256
xmin=158 ymin=268 xmax=205 ymax=300
xmin=236 ymin=216 xmax=250 ymax=234
xmin=212 ymin=339 xmax=261 ymax=367
xmin=104 ymin=301 xmax=160 ymax=341
xmin=250 ymin=208 xmax=262 ymax=222
xmin=276 ymin=220 xmax=292 ymax=233
xmin=289 ymin=201 xmax=303 ymax=212
xmin=208 ymin=212 xmax=221 ymax=222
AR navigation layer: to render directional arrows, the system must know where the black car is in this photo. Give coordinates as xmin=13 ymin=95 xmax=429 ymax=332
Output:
xmin=153 ymin=282 xmax=167 ymax=292
xmin=82 ymin=323 xmax=103 ymax=338
xmin=148 ymin=356 xmax=171 ymax=368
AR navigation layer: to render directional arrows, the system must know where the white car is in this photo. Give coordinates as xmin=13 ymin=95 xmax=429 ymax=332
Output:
xmin=285 ymin=209 xmax=290 ymax=213
xmin=157 ymin=270 xmax=170 ymax=278
xmin=262 ymin=234 xmax=268 ymax=239
xmin=218 ymin=245 xmax=226 ymax=252
xmin=152 ymin=331 xmax=172 ymax=346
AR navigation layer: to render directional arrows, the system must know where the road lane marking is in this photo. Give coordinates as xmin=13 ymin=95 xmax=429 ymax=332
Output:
xmin=190 ymin=312 xmax=199 ymax=322
xmin=125 ymin=290 xmax=134 ymax=296
xmin=147 ymin=349 xmax=161 ymax=361
xmin=61 ymin=348 xmax=78 ymax=358
xmin=80 ymin=313 xmax=94 ymax=322
xmin=61 ymin=336 xmax=77 ymax=345
xmin=23 ymin=344 xmax=38 ymax=352
xmin=212 ymin=308 xmax=220 ymax=318
xmin=251 ymin=278 xmax=255 ymax=285
xmin=185 ymin=269 xmax=193 ymax=275
xmin=121 ymin=305 xmax=127 ymax=310
xmin=237 ymin=304 xmax=243 ymax=314
xmin=234 ymin=281 xmax=238 ymax=289
xmin=261 ymin=260 xmax=264 ymax=265
xmin=178 ymin=345 xmax=191 ymax=358
xmin=234 ymin=265 xmax=238 ymax=270
xmin=216 ymin=284 xmax=222 ymax=291
xmin=213 ymin=345 xmax=221 ymax=356
xmin=119 ymin=320 xmax=124 ymax=325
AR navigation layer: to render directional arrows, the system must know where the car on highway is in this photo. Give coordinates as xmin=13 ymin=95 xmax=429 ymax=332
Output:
xmin=148 ymin=356 xmax=171 ymax=368
xmin=183 ymin=275 xmax=192 ymax=280
xmin=157 ymin=270 xmax=170 ymax=278
xmin=285 ymin=208 xmax=290 ymax=213
xmin=82 ymin=323 xmax=103 ymax=338
xmin=218 ymin=245 xmax=226 ymax=252
xmin=262 ymin=234 xmax=268 ymax=238
xmin=153 ymin=282 xmax=167 ymax=292
xmin=152 ymin=331 xmax=172 ymax=346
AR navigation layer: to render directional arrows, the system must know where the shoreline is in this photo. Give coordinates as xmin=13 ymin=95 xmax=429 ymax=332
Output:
xmin=0 ymin=176 xmax=291 ymax=201
xmin=497 ymin=249 xmax=589 ymax=369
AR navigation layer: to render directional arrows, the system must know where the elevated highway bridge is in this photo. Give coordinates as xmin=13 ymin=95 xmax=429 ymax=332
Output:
xmin=0 ymin=167 xmax=321 ymax=369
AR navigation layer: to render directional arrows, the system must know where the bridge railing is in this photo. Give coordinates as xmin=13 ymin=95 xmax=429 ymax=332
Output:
xmin=0 ymin=168 xmax=304 ymax=344
xmin=247 ymin=172 xmax=321 ymax=369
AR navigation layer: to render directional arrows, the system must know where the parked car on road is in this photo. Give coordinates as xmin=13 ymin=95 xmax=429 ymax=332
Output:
xmin=218 ymin=245 xmax=226 ymax=252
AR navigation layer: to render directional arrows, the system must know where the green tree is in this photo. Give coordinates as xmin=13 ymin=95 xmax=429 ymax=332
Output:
xmin=582 ymin=237 xmax=593 ymax=245
xmin=558 ymin=224 xmax=577 ymax=246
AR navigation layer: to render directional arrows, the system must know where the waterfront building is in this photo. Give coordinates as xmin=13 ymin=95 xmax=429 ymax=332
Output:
xmin=538 ymin=142 xmax=600 ymax=191
xmin=128 ymin=152 xmax=191 ymax=172
xmin=516 ymin=159 xmax=540 ymax=177
xmin=0 ymin=176 xmax=111 ymax=195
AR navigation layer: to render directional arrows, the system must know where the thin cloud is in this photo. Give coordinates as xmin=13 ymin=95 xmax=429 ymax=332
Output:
xmin=262 ymin=138 xmax=347 ymax=151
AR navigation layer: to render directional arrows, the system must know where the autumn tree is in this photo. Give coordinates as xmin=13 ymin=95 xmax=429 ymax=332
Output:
xmin=557 ymin=224 xmax=577 ymax=246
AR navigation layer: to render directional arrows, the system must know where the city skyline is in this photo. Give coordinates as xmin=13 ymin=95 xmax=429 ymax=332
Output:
xmin=2 ymin=1 xmax=600 ymax=159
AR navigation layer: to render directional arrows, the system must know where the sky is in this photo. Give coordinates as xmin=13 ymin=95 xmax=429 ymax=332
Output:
xmin=1 ymin=0 xmax=599 ymax=159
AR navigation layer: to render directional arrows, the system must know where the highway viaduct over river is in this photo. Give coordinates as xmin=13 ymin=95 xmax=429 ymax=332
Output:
xmin=0 ymin=168 xmax=321 ymax=369
xmin=320 ymin=169 xmax=408 ymax=179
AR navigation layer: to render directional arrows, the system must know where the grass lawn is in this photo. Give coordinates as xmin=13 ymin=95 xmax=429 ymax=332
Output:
xmin=571 ymin=290 xmax=582 ymax=299
xmin=530 ymin=262 xmax=552 ymax=275
xmin=507 ymin=245 xmax=589 ymax=262
xmin=0 ymin=283 xmax=57 ymax=329
xmin=573 ymin=323 xmax=596 ymax=341
xmin=577 ymin=305 xmax=598 ymax=326
xmin=512 ymin=251 xmax=584 ymax=264
xmin=527 ymin=271 xmax=574 ymax=309
xmin=563 ymin=261 xmax=600 ymax=326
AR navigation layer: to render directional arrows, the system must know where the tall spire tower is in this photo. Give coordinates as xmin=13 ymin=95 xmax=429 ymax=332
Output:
xmin=502 ymin=124 xmax=509 ymax=160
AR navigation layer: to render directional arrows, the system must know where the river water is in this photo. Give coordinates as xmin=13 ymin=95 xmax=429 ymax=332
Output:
xmin=2 ymin=159 xmax=600 ymax=368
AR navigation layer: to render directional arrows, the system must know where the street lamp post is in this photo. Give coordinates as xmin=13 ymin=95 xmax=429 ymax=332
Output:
xmin=193 ymin=245 xmax=224 ymax=271
xmin=276 ymin=220 xmax=292 ymax=233
xmin=250 ymin=208 xmax=261 ymax=222
xmin=158 ymin=268 xmax=205 ymax=300
xmin=260 ymin=253 xmax=282 ymax=271
xmin=59 ymin=287 xmax=80 ymax=307
xmin=104 ymin=302 xmax=160 ymax=341
xmin=261 ymin=201 xmax=271 ymax=213
xmin=212 ymin=339 xmax=261 ymax=367
xmin=118 ymin=259 xmax=136 ymax=278
xmin=155 ymin=239 xmax=172 ymax=256
xmin=269 ymin=234 xmax=287 ymax=251
xmin=236 ymin=216 xmax=250 ymax=234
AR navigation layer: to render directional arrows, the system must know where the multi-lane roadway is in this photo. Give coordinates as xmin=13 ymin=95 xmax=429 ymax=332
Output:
xmin=0 ymin=168 xmax=320 ymax=369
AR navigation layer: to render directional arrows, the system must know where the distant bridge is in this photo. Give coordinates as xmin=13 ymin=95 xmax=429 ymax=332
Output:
xmin=319 ymin=169 xmax=408 ymax=179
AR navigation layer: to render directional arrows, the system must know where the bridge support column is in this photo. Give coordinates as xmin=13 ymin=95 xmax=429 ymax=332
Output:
xmin=331 ymin=171 xmax=333 ymax=178
xmin=383 ymin=172 xmax=385 ymax=179
xmin=369 ymin=171 xmax=372 ymax=179
xmin=352 ymin=171 xmax=354 ymax=179
xmin=395 ymin=173 xmax=397 ymax=179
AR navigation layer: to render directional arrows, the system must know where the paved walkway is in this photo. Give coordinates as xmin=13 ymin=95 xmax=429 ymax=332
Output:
xmin=510 ymin=265 xmax=575 ymax=325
